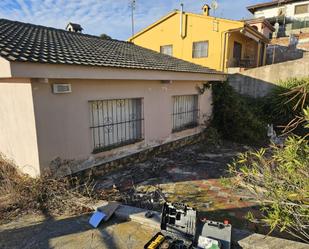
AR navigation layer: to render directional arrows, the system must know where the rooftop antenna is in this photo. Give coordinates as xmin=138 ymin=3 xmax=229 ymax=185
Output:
xmin=210 ymin=0 xmax=218 ymax=16
xmin=130 ymin=0 xmax=136 ymax=36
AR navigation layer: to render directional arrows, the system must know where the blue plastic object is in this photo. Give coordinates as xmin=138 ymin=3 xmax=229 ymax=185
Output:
xmin=89 ymin=211 xmax=107 ymax=228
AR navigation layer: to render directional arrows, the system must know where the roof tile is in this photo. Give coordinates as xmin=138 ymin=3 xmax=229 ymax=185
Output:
xmin=0 ymin=18 xmax=222 ymax=75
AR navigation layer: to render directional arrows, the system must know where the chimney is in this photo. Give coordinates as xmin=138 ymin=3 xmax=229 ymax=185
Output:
xmin=66 ymin=22 xmax=83 ymax=33
xmin=202 ymin=4 xmax=211 ymax=16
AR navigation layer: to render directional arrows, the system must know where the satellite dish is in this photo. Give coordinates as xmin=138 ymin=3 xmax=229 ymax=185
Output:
xmin=211 ymin=0 xmax=218 ymax=11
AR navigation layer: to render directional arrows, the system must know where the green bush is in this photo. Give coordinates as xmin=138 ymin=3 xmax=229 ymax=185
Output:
xmin=229 ymin=107 xmax=309 ymax=243
xmin=204 ymin=126 xmax=222 ymax=146
xmin=211 ymin=81 xmax=267 ymax=145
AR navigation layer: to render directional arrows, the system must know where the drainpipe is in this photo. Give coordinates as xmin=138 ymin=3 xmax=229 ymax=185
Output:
xmin=180 ymin=3 xmax=186 ymax=39
xmin=221 ymin=30 xmax=230 ymax=72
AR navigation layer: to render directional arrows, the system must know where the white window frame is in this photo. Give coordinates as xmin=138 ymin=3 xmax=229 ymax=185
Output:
xmin=160 ymin=45 xmax=173 ymax=56
xmin=172 ymin=95 xmax=199 ymax=132
xmin=192 ymin=41 xmax=209 ymax=58
xmin=294 ymin=3 xmax=309 ymax=15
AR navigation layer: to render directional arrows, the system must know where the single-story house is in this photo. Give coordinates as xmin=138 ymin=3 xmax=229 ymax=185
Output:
xmin=0 ymin=19 xmax=225 ymax=177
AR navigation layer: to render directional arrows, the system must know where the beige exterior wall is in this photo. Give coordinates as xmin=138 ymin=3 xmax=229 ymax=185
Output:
xmin=0 ymin=57 xmax=12 ymax=78
xmin=0 ymin=78 xmax=40 ymax=176
xmin=31 ymin=79 xmax=212 ymax=173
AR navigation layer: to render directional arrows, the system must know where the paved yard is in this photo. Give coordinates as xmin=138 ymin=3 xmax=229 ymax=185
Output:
xmin=1 ymin=141 xmax=307 ymax=248
xmin=0 ymin=213 xmax=157 ymax=249
xmin=95 ymin=141 xmax=261 ymax=232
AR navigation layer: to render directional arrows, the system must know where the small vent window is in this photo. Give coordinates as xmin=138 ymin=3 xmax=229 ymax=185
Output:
xmin=160 ymin=45 xmax=173 ymax=56
xmin=192 ymin=41 xmax=209 ymax=58
xmin=52 ymin=84 xmax=72 ymax=94
xmin=295 ymin=4 xmax=309 ymax=14
xmin=172 ymin=95 xmax=199 ymax=132
xmin=89 ymin=98 xmax=144 ymax=153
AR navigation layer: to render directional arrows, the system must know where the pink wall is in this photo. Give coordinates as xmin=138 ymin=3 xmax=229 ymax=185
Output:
xmin=250 ymin=22 xmax=272 ymax=39
xmin=31 ymin=79 xmax=212 ymax=173
xmin=0 ymin=79 xmax=40 ymax=176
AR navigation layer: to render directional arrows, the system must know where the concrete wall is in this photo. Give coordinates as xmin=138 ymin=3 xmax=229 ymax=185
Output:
xmin=266 ymin=44 xmax=304 ymax=64
xmin=0 ymin=79 xmax=40 ymax=176
xmin=266 ymin=35 xmax=309 ymax=64
xmin=31 ymin=79 xmax=212 ymax=174
xmin=228 ymin=55 xmax=309 ymax=97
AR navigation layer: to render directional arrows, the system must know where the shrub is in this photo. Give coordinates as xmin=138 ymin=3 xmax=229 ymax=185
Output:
xmin=211 ymin=81 xmax=267 ymax=145
xmin=264 ymin=77 xmax=309 ymax=134
xmin=0 ymin=156 xmax=96 ymax=221
xmin=228 ymin=105 xmax=309 ymax=243
xmin=204 ymin=126 xmax=222 ymax=146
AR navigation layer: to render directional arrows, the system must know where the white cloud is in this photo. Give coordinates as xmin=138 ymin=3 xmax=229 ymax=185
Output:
xmin=0 ymin=0 xmax=257 ymax=40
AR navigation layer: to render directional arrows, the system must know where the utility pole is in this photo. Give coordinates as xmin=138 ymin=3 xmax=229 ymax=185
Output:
xmin=130 ymin=0 xmax=136 ymax=37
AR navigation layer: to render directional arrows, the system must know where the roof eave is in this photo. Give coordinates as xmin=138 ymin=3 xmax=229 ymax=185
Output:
xmin=244 ymin=25 xmax=270 ymax=43
xmin=245 ymin=18 xmax=275 ymax=31
xmin=8 ymin=61 xmax=226 ymax=81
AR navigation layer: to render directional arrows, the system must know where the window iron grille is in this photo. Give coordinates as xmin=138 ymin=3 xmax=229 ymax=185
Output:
xmin=89 ymin=98 xmax=144 ymax=153
xmin=172 ymin=95 xmax=199 ymax=132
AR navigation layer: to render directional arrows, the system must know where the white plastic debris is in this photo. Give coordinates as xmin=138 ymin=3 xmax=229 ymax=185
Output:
xmin=198 ymin=236 xmax=220 ymax=249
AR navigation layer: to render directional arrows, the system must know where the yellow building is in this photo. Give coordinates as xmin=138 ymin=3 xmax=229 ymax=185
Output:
xmin=129 ymin=4 xmax=271 ymax=72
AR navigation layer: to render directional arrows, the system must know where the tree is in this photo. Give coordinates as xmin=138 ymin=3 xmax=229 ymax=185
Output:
xmin=99 ymin=33 xmax=112 ymax=40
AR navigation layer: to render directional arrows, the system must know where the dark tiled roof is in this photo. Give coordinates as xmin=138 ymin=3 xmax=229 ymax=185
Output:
xmin=0 ymin=18 xmax=221 ymax=75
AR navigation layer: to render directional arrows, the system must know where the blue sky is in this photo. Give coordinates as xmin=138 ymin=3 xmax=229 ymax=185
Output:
xmin=0 ymin=0 xmax=261 ymax=40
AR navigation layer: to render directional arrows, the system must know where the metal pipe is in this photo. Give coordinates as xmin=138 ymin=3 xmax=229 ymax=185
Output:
xmin=180 ymin=3 xmax=185 ymax=39
xmin=131 ymin=0 xmax=136 ymax=37
xmin=221 ymin=31 xmax=230 ymax=72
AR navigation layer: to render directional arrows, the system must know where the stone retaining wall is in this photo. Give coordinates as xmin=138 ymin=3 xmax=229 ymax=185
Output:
xmin=73 ymin=132 xmax=206 ymax=179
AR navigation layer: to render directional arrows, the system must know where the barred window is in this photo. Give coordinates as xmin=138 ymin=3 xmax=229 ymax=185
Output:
xmin=295 ymin=4 xmax=309 ymax=15
xmin=172 ymin=95 xmax=199 ymax=132
xmin=192 ymin=41 xmax=209 ymax=58
xmin=89 ymin=98 xmax=144 ymax=153
xmin=160 ymin=45 xmax=173 ymax=56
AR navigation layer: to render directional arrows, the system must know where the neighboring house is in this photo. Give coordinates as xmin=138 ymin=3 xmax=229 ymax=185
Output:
xmin=128 ymin=4 xmax=270 ymax=73
xmin=0 ymin=19 xmax=225 ymax=177
xmin=247 ymin=0 xmax=309 ymax=37
xmin=245 ymin=17 xmax=275 ymax=39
